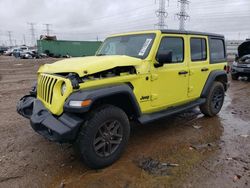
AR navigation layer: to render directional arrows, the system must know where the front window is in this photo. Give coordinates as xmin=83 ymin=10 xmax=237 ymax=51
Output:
xmin=156 ymin=37 xmax=184 ymax=63
xmin=96 ymin=34 xmax=156 ymax=59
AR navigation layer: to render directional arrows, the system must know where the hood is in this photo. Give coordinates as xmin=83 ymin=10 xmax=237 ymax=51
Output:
xmin=238 ymin=41 xmax=250 ymax=58
xmin=38 ymin=55 xmax=142 ymax=77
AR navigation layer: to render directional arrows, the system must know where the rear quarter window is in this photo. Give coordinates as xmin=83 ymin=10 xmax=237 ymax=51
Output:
xmin=209 ymin=38 xmax=226 ymax=63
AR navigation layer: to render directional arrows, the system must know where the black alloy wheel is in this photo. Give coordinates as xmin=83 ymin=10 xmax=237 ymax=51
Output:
xmin=211 ymin=88 xmax=224 ymax=111
xmin=75 ymin=105 xmax=130 ymax=169
xmin=94 ymin=120 xmax=123 ymax=157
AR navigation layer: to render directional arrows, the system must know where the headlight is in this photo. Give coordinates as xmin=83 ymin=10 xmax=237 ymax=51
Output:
xmin=69 ymin=99 xmax=92 ymax=107
xmin=61 ymin=82 xmax=66 ymax=95
xmin=232 ymin=61 xmax=238 ymax=66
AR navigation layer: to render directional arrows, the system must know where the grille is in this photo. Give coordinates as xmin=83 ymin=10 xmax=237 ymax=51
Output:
xmin=37 ymin=74 xmax=58 ymax=104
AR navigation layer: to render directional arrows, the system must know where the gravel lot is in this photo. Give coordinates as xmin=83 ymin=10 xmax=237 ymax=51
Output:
xmin=0 ymin=56 xmax=249 ymax=188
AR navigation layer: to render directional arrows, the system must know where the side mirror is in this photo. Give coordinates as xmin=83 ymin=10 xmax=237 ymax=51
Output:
xmin=157 ymin=51 xmax=173 ymax=65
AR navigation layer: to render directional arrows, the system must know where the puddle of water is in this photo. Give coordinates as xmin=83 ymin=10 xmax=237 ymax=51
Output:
xmin=184 ymin=80 xmax=250 ymax=188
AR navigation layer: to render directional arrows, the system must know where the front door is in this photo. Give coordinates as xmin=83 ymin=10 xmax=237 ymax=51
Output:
xmin=151 ymin=35 xmax=189 ymax=109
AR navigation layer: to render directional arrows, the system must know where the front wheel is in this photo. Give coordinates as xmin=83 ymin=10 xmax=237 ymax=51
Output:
xmin=75 ymin=105 xmax=130 ymax=169
xmin=200 ymin=82 xmax=225 ymax=117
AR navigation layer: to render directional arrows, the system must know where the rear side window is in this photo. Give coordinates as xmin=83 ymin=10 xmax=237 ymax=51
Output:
xmin=210 ymin=38 xmax=226 ymax=63
xmin=190 ymin=38 xmax=207 ymax=61
xmin=157 ymin=37 xmax=184 ymax=63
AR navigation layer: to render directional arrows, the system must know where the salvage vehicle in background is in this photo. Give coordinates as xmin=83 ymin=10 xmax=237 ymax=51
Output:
xmin=231 ymin=40 xmax=250 ymax=80
xmin=17 ymin=30 xmax=229 ymax=169
xmin=4 ymin=46 xmax=30 ymax=57
xmin=0 ymin=46 xmax=8 ymax=55
xmin=20 ymin=50 xmax=38 ymax=59
xmin=4 ymin=48 xmax=16 ymax=56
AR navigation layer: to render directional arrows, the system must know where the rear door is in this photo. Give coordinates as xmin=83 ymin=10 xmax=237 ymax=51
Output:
xmin=188 ymin=36 xmax=210 ymax=98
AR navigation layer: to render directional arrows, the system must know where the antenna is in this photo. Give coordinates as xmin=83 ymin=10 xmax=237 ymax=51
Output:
xmin=155 ymin=0 xmax=169 ymax=29
xmin=176 ymin=0 xmax=190 ymax=31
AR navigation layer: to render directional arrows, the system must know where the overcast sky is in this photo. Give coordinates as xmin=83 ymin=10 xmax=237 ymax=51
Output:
xmin=0 ymin=0 xmax=249 ymax=46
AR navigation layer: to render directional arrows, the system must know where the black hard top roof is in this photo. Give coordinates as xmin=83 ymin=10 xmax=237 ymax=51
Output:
xmin=161 ymin=29 xmax=224 ymax=38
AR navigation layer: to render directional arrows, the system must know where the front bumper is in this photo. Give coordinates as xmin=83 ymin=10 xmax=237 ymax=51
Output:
xmin=231 ymin=65 xmax=250 ymax=75
xmin=17 ymin=95 xmax=83 ymax=143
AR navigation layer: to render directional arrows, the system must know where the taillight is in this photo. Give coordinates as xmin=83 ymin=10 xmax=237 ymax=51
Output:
xmin=224 ymin=65 xmax=230 ymax=74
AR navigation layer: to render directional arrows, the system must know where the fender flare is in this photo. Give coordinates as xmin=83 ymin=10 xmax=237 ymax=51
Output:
xmin=201 ymin=70 xmax=228 ymax=98
xmin=64 ymin=84 xmax=142 ymax=117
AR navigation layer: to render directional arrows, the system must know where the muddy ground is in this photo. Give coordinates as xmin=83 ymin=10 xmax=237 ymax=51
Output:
xmin=0 ymin=56 xmax=249 ymax=188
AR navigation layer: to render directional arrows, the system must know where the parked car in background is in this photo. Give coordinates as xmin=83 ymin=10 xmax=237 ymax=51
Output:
xmin=231 ymin=40 xmax=250 ymax=80
xmin=4 ymin=48 xmax=15 ymax=56
xmin=12 ymin=48 xmax=23 ymax=58
xmin=0 ymin=46 xmax=8 ymax=55
xmin=20 ymin=50 xmax=38 ymax=59
xmin=4 ymin=46 xmax=29 ymax=57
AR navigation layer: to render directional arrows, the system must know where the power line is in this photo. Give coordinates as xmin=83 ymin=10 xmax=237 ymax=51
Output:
xmin=176 ymin=0 xmax=190 ymax=31
xmin=155 ymin=0 xmax=169 ymax=29
xmin=27 ymin=22 xmax=36 ymax=46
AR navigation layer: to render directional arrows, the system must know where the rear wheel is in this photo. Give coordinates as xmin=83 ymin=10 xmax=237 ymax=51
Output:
xmin=200 ymin=81 xmax=225 ymax=117
xmin=75 ymin=105 xmax=130 ymax=169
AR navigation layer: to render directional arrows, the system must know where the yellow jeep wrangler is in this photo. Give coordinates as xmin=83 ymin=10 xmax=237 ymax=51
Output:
xmin=17 ymin=30 xmax=229 ymax=169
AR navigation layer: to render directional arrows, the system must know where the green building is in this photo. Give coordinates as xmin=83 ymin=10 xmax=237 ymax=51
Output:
xmin=37 ymin=40 xmax=102 ymax=57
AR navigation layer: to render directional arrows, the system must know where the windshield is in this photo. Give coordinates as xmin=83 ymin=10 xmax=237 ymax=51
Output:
xmin=97 ymin=34 xmax=155 ymax=59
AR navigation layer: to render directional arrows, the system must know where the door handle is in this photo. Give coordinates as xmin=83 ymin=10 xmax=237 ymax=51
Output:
xmin=201 ymin=67 xmax=209 ymax=72
xmin=178 ymin=70 xmax=188 ymax=75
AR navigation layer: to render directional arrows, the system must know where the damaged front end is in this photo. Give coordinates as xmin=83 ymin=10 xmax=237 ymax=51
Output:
xmin=232 ymin=40 xmax=250 ymax=77
xmin=17 ymin=55 xmax=139 ymax=143
xmin=17 ymin=95 xmax=35 ymax=119
xmin=17 ymin=66 xmax=136 ymax=143
xmin=17 ymin=94 xmax=84 ymax=143
xmin=17 ymin=74 xmax=84 ymax=143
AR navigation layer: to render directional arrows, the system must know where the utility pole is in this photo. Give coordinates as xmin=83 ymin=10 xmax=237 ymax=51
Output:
xmin=7 ymin=31 xmax=13 ymax=47
xmin=28 ymin=23 xmax=36 ymax=46
xmin=155 ymin=0 xmax=169 ymax=29
xmin=176 ymin=0 xmax=190 ymax=31
xmin=43 ymin=23 xmax=52 ymax=36
xmin=23 ymin=34 xmax=26 ymax=45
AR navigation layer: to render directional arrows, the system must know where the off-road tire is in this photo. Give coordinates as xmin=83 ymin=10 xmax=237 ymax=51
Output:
xmin=75 ymin=105 xmax=130 ymax=169
xmin=231 ymin=74 xmax=239 ymax=80
xmin=200 ymin=81 xmax=225 ymax=117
